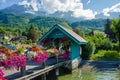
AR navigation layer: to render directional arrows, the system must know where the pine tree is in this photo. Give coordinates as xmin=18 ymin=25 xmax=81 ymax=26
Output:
xmin=27 ymin=24 xmax=39 ymax=43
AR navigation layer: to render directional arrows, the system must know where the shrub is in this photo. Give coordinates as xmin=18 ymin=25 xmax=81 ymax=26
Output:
xmin=81 ymin=42 xmax=95 ymax=60
xmin=90 ymin=50 xmax=120 ymax=60
xmin=103 ymin=50 xmax=120 ymax=60
xmin=99 ymin=39 xmax=113 ymax=50
xmin=112 ymin=43 xmax=119 ymax=50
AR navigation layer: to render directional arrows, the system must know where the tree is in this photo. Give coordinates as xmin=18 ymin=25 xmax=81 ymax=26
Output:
xmin=105 ymin=19 xmax=112 ymax=34
xmin=110 ymin=17 xmax=120 ymax=51
xmin=27 ymin=24 xmax=39 ymax=43
xmin=104 ymin=19 xmax=116 ymax=42
xmin=73 ymin=27 xmax=84 ymax=37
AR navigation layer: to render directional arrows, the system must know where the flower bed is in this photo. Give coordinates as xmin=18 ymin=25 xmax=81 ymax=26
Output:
xmin=0 ymin=69 xmax=7 ymax=80
xmin=27 ymin=46 xmax=49 ymax=64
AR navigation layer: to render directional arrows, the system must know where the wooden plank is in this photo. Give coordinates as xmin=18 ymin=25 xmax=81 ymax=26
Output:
xmin=15 ymin=61 xmax=69 ymax=80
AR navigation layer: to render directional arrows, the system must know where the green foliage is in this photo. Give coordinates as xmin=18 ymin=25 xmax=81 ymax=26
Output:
xmin=0 ymin=12 xmax=70 ymax=29
xmin=0 ymin=12 xmax=29 ymax=28
xmin=104 ymin=19 xmax=112 ymax=34
xmin=26 ymin=39 xmax=32 ymax=44
xmin=17 ymin=47 xmax=25 ymax=55
xmin=81 ymin=42 xmax=95 ymax=60
xmin=91 ymin=50 xmax=120 ymax=60
xmin=27 ymin=24 xmax=39 ymax=43
xmin=71 ymin=19 xmax=106 ymax=34
xmin=87 ymin=33 xmax=113 ymax=53
xmin=112 ymin=43 xmax=119 ymax=50
xmin=110 ymin=18 xmax=120 ymax=51
xmin=73 ymin=27 xmax=84 ymax=37
xmin=30 ymin=16 xmax=70 ymax=29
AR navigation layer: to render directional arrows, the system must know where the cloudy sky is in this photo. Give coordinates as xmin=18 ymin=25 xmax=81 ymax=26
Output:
xmin=0 ymin=0 xmax=120 ymax=19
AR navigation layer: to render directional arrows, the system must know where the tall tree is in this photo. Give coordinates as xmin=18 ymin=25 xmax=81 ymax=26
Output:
xmin=110 ymin=17 xmax=120 ymax=51
xmin=104 ymin=19 xmax=116 ymax=41
xmin=105 ymin=19 xmax=112 ymax=34
xmin=73 ymin=27 xmax=84 ymax=37
xmin=27 ymin=24 xmax=39 ymax=43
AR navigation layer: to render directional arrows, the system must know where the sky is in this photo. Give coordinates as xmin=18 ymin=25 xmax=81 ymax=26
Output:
xmin=0 ymin=0 xmax=120 ymax=19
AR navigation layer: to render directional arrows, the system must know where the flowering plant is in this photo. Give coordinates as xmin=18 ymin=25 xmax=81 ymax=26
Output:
xmin=47 ymin=48 xmax=60 ymax=56
xmin=27 ymin=46 xmax=48 ymax=64
xmin=0 ymin=46 xmax=27 ymax=70
xmin=33 ymin=50 xmax=48 ymax=63
xmin=0 ymin=69 xmax=4 ymax=78
xmin=29 ymin=46 xmax=43 ymax=53
xmin=0 ymin=69 xmax=7 ymax=80
xmin=0 ymin=46 xmax=11 ymax=56
xmin=2 ymin=52 xmax=26 ymax=70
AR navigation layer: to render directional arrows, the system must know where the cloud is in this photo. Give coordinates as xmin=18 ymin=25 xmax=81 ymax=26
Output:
xmin=87 ymin=0 xmax=91 ymax=4
xmin=18 ymin=0 xmax=40 ymax=11
xmin=18 ymin=0 xmax=30 ymax=6
xmin=102 ymin=3 xmax=120 ymax=16
xmin=42 ymin=0 xmax=96 ymax=19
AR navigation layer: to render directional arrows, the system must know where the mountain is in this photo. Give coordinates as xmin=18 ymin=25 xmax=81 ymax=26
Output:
xmin=0 ymin=12 xmax=70 ymax=29
xmin=0 ymin=12 xmax=29 ymax=28
xmin=1 ymin=4 xmax=81 ymax=22
xmin=71 ymin=19 xmax=107 ymax=33
xmin=1 ymin=3 xmax=120 ymax=22
xmin=0 ymin=11 xmax=107 ymax=34
xmin=96 ymin=12 xmax=120 ymax=19
xmin=1 ymin=4 xmax=47 ymax=16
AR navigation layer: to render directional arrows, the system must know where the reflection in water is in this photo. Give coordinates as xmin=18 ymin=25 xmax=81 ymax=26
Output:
xmin=58 ymin=68 xmax=120 ymax=80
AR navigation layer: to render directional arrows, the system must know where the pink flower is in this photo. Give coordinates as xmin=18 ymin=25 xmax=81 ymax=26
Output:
xmin=0 ymin=69 xmax=4 ymax=78
xmin=33 ymin=51 xmax=48 ymax=64
xmin=2 ymin=52 xmax=26 ymax=70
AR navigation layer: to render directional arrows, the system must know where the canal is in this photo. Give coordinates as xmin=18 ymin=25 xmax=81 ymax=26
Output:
xmin=58 ymin=61 xmax=120 ymax=80
xmin=58 ymin=68 xmax=120 ymax=80
xmin=31 ymin=61 xmax=120 ymax=80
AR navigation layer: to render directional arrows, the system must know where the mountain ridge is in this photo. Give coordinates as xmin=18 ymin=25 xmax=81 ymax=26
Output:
xmin=0 ymin=3 xmax=119 ymax=22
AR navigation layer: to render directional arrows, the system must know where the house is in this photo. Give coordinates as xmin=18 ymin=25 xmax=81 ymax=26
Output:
xmin=38 ymin=24 xmax=87 ymax=70
xmin=11 ymin=36 xmax=27 ymax=42
xmin=0 ymin=34 xmax=10 ymax=40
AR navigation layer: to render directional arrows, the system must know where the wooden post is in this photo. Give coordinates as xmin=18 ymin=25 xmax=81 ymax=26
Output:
xmin=20 ymin=66 xmax=26 ymax=76
xmin=42 ymin=62 xmax=46 ymax=69
xmin=41 ymin=62 xmax=46 ymax=80
xmin=56 ymin=55 xmax=59 ymax=80
xmin=56 ymin=68 xmax=59 ymax=76
xmin=42 ymin=73 xmax=46 ymax=80
xmin=56 ymin=55 xmax=58 ymax=64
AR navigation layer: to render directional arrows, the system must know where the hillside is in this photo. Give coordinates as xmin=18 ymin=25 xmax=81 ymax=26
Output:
xmin=0 ymin=12 xmax=108 ymax=34
xmin=71 ymin=19 xmax=107 ymax=34
xmin=0 ymin=12 xmax=70 ymax=29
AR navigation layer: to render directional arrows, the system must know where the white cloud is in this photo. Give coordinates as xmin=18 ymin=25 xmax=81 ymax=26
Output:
xmin=18 ymin=0 xmax=30 ymax=6
xmin=87 ymin=0 xmax=91 ymax=4
xmin=18 ymin=0 xmax=40 ymax=11
xmin=102 ymin=3 xmax=120 ymax=16
xmin=42 ymin=0 xmax=96 ymax=19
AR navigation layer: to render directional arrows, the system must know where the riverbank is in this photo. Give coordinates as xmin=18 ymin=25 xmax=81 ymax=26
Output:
xmin=58 ymin=60 xmax=120 ymax=80
xmin=79 ymin=60 xmax=120 ymax=71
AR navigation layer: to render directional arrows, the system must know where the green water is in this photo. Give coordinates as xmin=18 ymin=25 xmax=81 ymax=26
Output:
xmin=58 ymin=69 xmax=120 ymax=80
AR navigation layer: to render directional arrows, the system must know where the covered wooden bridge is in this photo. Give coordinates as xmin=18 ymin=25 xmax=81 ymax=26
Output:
xmin=3 ymin=24 xmax=87 ymax=80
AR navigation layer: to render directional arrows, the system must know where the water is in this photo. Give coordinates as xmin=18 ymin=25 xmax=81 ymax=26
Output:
xmin=58 ymin=68 xmax=120 ymax=80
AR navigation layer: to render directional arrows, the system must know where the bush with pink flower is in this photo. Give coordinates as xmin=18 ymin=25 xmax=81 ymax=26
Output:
xmin=27 ymin=46 xmax=49 ymax=64
xmin=0 ymin=69 xmax=7 ymax=80
xmin=0 ymin=69 xmax=4 ymax=78
xmin=0 ymin=46 xmax=27 ymax=70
